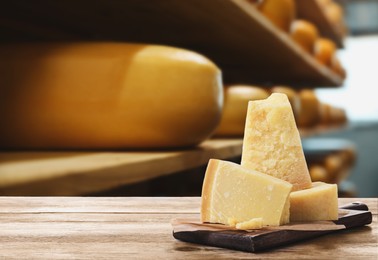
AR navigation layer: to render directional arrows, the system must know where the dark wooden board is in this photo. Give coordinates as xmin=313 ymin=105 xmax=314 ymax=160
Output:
xmin=173 ymin=202 xmax=372 ymax=252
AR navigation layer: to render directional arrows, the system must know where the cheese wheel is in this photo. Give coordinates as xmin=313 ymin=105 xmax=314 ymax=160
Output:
xmin=313 ymin=38 xmax=337 ymax=66
xmin=214 ymin=85 xmax=270 ymax=137
xmin=324 ymin=2 xmax=344 ymax=28
xmin=319 ymin=102 xmax=334 ymax=125
xmin=297 ymin=89 xmax=321 ymax=128
xmin=290 ymin=20 xmax=319 ymax=53
xmin=330 ymin=54 xmax=347 ymax=79
xmin=0 ymin=43 xmax=223 ymax=149
xmin=257 ymin=0 xmax=296 ymax=32
xmin=309 ymin=164 xmax=329 ymax=183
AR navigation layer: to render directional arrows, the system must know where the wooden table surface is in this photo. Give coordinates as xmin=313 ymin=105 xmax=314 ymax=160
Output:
xmin=0 ymin=197 xmax=376 ymax=259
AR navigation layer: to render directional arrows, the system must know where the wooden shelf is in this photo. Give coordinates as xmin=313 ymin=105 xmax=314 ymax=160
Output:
xmin=0 ymin=139 xmax=243 ymax=196
xmin=0 ymin=0 xmax=343 ymax=87
xmin=0 ymin=123 xmax=349 ymax=196
xmin=296 ymin=0 xmax=345 ymax=48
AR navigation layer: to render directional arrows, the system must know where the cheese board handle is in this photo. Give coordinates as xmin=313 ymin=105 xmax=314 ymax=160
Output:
xmin=339 ymin=202 xmax=369 ymax=211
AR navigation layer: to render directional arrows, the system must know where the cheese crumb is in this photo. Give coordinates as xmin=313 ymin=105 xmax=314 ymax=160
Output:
xmin=235 ymin=218 xmax=263 ymax=230
xmin=227 ymin=217 xmax=238 ymax=227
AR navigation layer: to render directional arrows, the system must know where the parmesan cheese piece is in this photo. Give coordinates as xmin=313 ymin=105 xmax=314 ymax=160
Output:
xmin=290 ymin=182 xmax=338 ymax=221
xmin=201 ymin=159 xmax=292 ymax=227
xmin=241 ymin=93 xmax=312 ymax=191
xmin=235 ymin=218 xmax=263 ymax=230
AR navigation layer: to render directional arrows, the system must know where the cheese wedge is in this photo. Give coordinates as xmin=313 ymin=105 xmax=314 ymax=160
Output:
xmin=201 ymin=159 xmax=292 ymax=227
xmin=241 ymin=93 xmax=312 ymax=191
xmin=290 ymin=182 xmax=338 ymax=221
xmin=0 ymin=42 xmax=223 ymax=149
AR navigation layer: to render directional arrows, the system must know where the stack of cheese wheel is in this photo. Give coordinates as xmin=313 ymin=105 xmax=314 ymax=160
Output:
xmin=0 ymin=42 xmax=223 ymax=149
xmin=248 ymin=0 xmax=347 ymax=79
xmin=296 ymin=88 xmax=348 ymax=128
xmin=214 ymin=84 xmax=347 ymax=137
xmin=304 ymin=138 xmax=356 ymax=184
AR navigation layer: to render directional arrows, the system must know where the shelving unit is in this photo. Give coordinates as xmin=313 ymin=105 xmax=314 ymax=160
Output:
xmin=0 ymin=0 xmax=343 ymax=87
xmin=0 ymin=139 xmax=243 ymax=195
xmin=0 ymin=123 xmax=349 ymax=196
xmin=0 ymin=0 xmax=349 ymax=195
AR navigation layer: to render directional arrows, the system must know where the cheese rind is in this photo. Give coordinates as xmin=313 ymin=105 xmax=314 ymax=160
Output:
xmin=290 ymin=182 xmax=338 ymax=221
xmin=201 ymin=159 xmax=292 ymax=227
xmin=241 ymin=93 xmax=312 ymax=191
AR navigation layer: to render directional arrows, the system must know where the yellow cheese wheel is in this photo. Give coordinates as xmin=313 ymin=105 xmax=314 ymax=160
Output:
xmin=297 ymin=89 xmax=321 ymax=128
xmin=214 ymin=85 xmax=269 ymax=137
xmin=257 ymin=0 xmax=296 ymax=32
xmin=0 ymin=43 xmax=223 ymax=149
xmin=330 ymin=54 xmax=347 ymax=79
xmin=313 ymin=38 xmax=337 ymax=66
xmin=290 ymin=20 xmax=319 ymax=54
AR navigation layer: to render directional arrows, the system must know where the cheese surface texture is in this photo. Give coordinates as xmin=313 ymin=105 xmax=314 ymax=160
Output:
xmin=241 ymin=93 xmax=311 ymax=191
xmin=201 ymin=159 xmax=292 ymax=227
xmin=290 ymin=182 xmax=338 ymax=221
xmin=0 ymin=43 xmax=223 ymax=149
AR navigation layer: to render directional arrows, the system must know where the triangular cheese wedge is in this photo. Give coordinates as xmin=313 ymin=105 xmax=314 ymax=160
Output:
xmin=241 ymin=93 xmax=312 ymax=191
xmin=201 ymin=159 xmax=292 ymax=227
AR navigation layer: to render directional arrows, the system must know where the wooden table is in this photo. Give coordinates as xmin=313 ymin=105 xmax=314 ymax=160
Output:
xmin=0 ymin=197 xmax=376 ymax=259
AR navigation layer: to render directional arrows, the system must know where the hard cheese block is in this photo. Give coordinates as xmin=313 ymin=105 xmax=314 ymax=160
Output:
xmin=241 ymin=93 xmax=312 ymax=191
xmin=290 ymin=182 xmax=338 ymax=221
xmin=201 ymin=159 xmax=292 ymax=227
xmin=0 ymin=42 xmax=223 ymax=149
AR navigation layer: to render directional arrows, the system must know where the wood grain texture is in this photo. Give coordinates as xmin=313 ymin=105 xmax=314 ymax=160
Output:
xmin=0 ymin=0 xmax=343 ymax=87
xmin=0 ymin=123 xmax=349 ymax=197
xmin=0 ymin=139 xmax=242 ymax=196
xmin=0 ymin=197 xmax=376 ymax=259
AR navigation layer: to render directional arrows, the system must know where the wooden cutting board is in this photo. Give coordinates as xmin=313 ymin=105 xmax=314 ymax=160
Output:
xmin=172 ymin=202 xmax=372 ymax=252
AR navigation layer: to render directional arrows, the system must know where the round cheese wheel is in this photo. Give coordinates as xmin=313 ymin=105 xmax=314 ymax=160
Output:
xmin=319 ymin=102 xmax=332 ymax=125
xmin=257 ymin=0 xmax=296 ymax=32
xmin=297 ymin=89 xmax=321 ymax=128
xmin=270 ymin=86 xmax=301 ymax=123
xmin=324 ymin=2 xmax=343 ymax=27
xmin=309 ymin=164 xmax=329 ymax=183
xmin=313 ymin=38 xmax=337 ymax=66
xmin=330 ymin=54 xmax=347 ymax=79
xmin=0 ymin=43 xmax=223 ymax=149
xmin=290 ymin=20 xmax=319 ymax=53
xmin=316 ymin=0 xmax=331 ymax=8
xmin=214 ymin=85 xmax=270 ymax=137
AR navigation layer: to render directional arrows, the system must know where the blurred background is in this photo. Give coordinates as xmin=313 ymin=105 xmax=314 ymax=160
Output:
xmin=0 ymin=0 xmax=377 ymax=197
